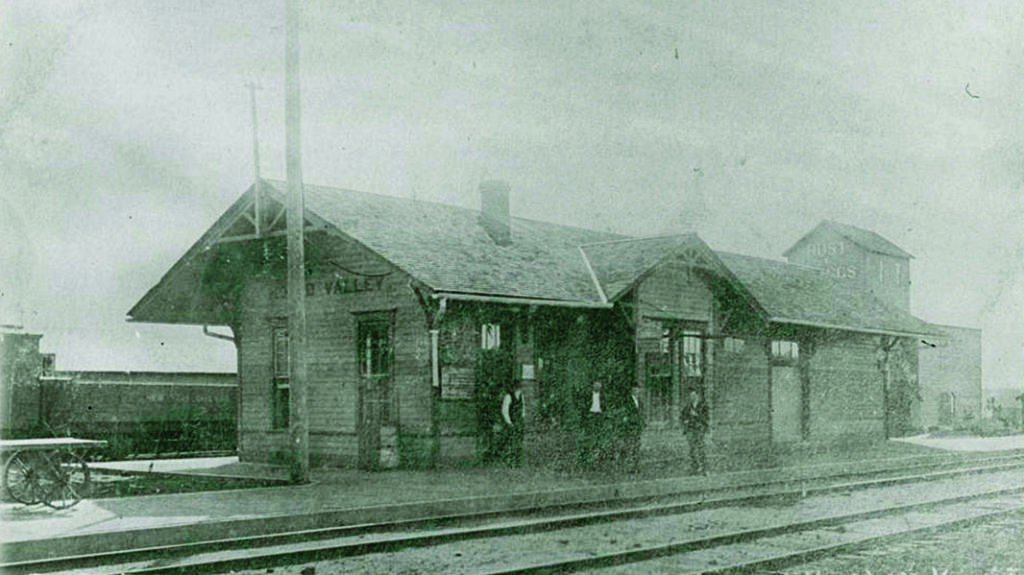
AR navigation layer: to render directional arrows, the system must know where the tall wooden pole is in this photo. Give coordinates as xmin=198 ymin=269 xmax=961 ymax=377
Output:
xmin=285 ymin=0 xmax=309 ymax=483
xmin=245 ymin=81 xmax=263 ymax=235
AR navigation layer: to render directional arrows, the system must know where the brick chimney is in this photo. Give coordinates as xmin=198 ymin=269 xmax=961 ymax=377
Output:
xmin=478 ymin=180 xmax=511 ymax=246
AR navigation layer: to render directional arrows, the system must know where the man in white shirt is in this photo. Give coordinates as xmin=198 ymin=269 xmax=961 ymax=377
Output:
xmin=578 ymin=380 xmax=606 ymax=468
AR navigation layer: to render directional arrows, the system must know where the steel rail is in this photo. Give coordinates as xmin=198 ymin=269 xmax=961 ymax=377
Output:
xmin=482 ymin=488 xmax=1024 ymax=575
xmin=7 ymin=457 xmax=1019 ymax=575
xmin=703 ymin=507 xmax=1024 ymax=575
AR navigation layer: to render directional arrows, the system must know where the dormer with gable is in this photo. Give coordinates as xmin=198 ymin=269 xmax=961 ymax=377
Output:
xmin=783 ymin=220 xmax=912 ymax=312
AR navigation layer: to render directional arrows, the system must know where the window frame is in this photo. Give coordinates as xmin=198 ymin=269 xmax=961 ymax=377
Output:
xmin=481 ymin=323 xmax=501 ymax=350
xmin=680 ymin=330 xmax=703 ymax=378
xmin=723 ymin=336 xmax=745 ymax=354
xmin=271 ymin=326 xmax=290 ymax=430
xmin=644 ymin=327 xmax=675 ymax=426
xmin=770 ymin=339 xmax=800 ymax=364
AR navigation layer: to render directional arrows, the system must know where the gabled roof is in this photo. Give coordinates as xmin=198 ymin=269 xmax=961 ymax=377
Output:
xmin=285 ymin=180 xmax=625 ymax=303
xmin=581 ymin=235 xmax=703 ymax=302
xmin=130 ymin=180 xmax=939 ymax=339
xmin=783 ymin=220 xmax=913 ymax=259
xmin=128 ymin=190 xmax=258 ymax=325
xmin=717 ymin=252 xmax=941 ymax=338
xmin=579 ymin=235 xmax=762 ymax=316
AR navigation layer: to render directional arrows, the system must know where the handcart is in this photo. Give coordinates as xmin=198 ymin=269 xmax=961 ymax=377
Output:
xmin=1 ymin=438 xmax=106 ymax=509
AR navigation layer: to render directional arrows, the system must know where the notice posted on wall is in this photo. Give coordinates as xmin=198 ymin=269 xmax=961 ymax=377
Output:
xmin=441 ymin=366 xmax=475 ymax=400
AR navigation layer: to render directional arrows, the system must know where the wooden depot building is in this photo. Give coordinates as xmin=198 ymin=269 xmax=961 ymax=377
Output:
xmin=129 ymin=180 xmax=947 ymax=470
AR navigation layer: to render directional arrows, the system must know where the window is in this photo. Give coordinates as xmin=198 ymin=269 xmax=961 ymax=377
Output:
xmin=723 ymin=337 xmax=745 ymax=354
xmin=481 ymin=324 xmax=501 ymax=350
xmin=41 ymin=353 xmax=56 ymax=376
xmin=771 ymin=340 xmax=799 ymax=361
xmin=645 ymin=328 xmax=674 ymax=424
xmin=272 ymin=327 xmax=290 ymax=429
xmin=894 ymin=262 xmax=901 ymax=286
xmin=359 ymin=318 xmax=394 ymax=426
xmin=681 ymin=331 xmax=702 ymax=377
xmin=644 ymin=326 xmax=707 ymax=426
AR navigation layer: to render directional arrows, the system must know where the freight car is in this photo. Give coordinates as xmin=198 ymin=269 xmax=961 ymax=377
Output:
xmin=1 ymin=330 xmax=237 ymax=459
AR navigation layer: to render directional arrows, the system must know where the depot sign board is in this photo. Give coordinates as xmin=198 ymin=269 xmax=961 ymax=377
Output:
xmin=305 ymin=274 xmax=387 ymax=297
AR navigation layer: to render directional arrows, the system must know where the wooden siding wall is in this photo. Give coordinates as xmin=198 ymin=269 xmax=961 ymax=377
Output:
xmin=806 ymin=332 xmax=885 ymax=439
xmin=437 ymin=311 xmax=480 ymax=464
xmin=787 ymin=227 xmax=910 ymax=312
xmin=634 ymin=264 xmax=714 ymax=453
xmin=634 ymin=264 xmax=714 ymax=411
xmin=637 ymin=264 xmax=713 ymax=321
xmin=711 ymin=334 xmax=771 ymax=445
xmin=237 ymin=232 xmax=431 ymax=467
xmin=917 ymin=326 xmax=981 ymax=429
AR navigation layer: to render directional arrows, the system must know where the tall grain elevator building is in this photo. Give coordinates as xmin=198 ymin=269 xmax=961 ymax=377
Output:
xmin=783 ymin=221 xmax=983 ymax=431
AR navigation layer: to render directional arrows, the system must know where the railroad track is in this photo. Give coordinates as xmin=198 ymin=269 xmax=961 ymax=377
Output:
xmin=6 ymin=453 xmax=1019 ymax=574
xmin=495 ymin=487 xmax=1022 ymax=574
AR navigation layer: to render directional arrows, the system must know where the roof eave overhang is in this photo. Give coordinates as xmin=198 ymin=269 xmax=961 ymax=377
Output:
xmin=127 ymin=184 xmax=261 ymax=324
xmin=769 ymin=316 xmax=943 ymax=340
xmin=128 ymin=179 xmax=428 ymax=327
xmin=432 ymin=291 xmax=612 ymax=309
xmin=126 ymin=316 xmax=233 ymax=327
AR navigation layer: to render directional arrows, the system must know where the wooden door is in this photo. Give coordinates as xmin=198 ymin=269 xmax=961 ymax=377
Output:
xmin=771 ymin=366 xmax=802 ymax=442
xmin=679 ymin=330 xmax=705 ymax=401
xmin=357 ymin=315 xmax=394 ymax=470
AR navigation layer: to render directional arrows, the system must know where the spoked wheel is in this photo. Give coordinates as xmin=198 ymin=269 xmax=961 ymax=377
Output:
xmin=36 ymin=451 xmax=91 ymax=509
xmin=3 ymin=450 xmax=44 ymax=505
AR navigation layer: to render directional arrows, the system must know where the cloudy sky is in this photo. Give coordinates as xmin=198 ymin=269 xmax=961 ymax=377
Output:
xmin=1 ymin=1 xmax=1021 ymax=389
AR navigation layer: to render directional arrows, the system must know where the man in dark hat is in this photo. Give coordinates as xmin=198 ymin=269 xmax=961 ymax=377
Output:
xmin=500 ymin=380 xmax=525 ymax=466
xmin=621 ymin=384 xmax=645 ymax=473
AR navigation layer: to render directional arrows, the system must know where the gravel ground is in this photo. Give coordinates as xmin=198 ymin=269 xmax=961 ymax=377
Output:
xmin=230 ymin=469 xmax=1021 ymax=575
xmin=778 ymin=511 xmax=1024 ymax=575
xmin=598 ymin=497 xmax=1021 ymax=574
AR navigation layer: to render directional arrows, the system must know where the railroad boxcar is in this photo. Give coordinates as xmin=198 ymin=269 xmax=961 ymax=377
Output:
xmin=1 ymin=329 xmax=237 ymax=458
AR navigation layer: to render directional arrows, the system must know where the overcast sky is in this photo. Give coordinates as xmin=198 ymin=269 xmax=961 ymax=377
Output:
xmin=1 ymin=1 xmax=1021 ymax=389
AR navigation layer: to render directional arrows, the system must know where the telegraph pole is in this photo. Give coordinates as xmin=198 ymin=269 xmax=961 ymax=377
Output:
xmin=285 ymin=0 xmax=309 ymax=483
xmin=245 ymin=81 xmax=263 ymax=234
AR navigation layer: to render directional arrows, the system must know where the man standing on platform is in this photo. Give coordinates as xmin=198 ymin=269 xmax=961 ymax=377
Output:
xmin=578 ymin=380 xmax=606 ymax=468
xmin=500 ymin=380 xmax=525 ymax=466
xmin=681 ymin=388 xmax=709 ymax=476
xmin=622 ymin=384 xmax=644 ymax=473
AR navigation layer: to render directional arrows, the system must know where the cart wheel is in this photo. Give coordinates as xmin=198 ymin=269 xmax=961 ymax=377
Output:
xmin=3 ymin=450 xmax=43 ymax=505
xmin=38 ymin=451 xmax=91 ymax=509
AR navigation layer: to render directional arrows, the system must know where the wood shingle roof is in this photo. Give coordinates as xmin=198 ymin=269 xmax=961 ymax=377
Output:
xmin=129 ymin=180 xmax=940 ymax=338
xmin=282 ymin=180 xmax=624 ymax=303
xmin=716 ymin=252 xmax=941 ymax=337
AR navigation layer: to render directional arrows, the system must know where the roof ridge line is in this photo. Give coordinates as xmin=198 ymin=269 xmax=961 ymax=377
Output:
xmin=578 ymin=246 xmax=609 ymax=304
xmin=264 ymin=178 xmax=630 ymax=239
xmin=716 ymin=250 xmax=822 ymax=270
xmin=578 ymin=232 xmax=696 ymax=248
